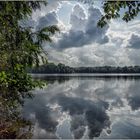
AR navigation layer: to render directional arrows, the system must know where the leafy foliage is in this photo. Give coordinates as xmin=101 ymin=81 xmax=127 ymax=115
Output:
xmin=0 ymin=2 xmax=59 ymax=138
xmin=0 ymin=1 xmax=59 ymax=104
xmin=0 ymin=94 xmax=33 ymax=139
xmin=98 ymin=1 xmax=140 ymax=27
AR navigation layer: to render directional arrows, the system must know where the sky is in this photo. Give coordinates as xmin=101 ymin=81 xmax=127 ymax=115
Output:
xmin=30 ymin=0 xmax=140 ymax=67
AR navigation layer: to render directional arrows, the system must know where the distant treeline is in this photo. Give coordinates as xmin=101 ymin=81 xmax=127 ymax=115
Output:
xmin=31 ymin=63 xmax=140 ymax=73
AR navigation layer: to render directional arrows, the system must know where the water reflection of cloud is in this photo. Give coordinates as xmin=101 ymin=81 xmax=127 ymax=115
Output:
xmin=126 ymin=80 xmax=140 ymax=110
xmin=23 ymin=77 xmax=140 ymax=139
xmin=100 ymin=118 xmax=140 ymax=139
xmin=23 ymin=94 xmax=59 ymax=139
xmin=51 ymin=94 xmax=110 ymax=139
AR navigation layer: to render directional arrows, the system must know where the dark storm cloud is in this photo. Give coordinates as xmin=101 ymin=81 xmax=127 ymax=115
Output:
xmin=52 ymin=94 xmax=110 ymax=139
xmin=36 ymin=12 xmax=58 ymax=30
xmin=20 ymin=11 xmax=59 ymax=33
xmin=52 ymin=5 xmax=109 ymax=50
xmin=128 ymin=34 xmax=140 ymax=49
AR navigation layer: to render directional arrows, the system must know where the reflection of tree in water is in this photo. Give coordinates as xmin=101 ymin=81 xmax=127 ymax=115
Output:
xmin=0 ymin=96 xmax=33 ymax=139
xmin=52 ymin=94 xmax=111 ymax=139
xmin=34 ymin=75 xmax=140 ymax=85
xmin=33 ymin=75 xmax=71 ymax=84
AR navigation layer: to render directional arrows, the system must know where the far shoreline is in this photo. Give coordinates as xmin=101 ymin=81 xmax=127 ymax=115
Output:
xmin=30 ymin=73 xmax=140 ymax=77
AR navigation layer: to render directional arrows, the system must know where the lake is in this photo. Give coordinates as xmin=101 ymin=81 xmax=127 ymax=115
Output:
xmin=23 ymin=74 xmax=140 ymax=139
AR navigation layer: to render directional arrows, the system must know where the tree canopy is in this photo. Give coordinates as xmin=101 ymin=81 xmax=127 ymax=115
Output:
xmin=79 ymin=0 xmax=140 ymax=27
xmin=0 ymin=2 xmax=59 ymax=138
xmin=0 ymin=1 xmax=59 ymax=104
xmin=98 ymin=1 xmax=140 ymax=27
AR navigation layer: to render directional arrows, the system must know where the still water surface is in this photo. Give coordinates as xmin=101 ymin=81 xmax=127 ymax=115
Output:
xmin=23 ymin=74 xmax=140 ymax=139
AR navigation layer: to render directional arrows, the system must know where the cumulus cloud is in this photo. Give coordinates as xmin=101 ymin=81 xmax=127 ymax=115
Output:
xmin=32 ymin=0 xmax=62 ymax=21
xmin=21 ymin=1 xmax=140 ymax=66
xmin=52 ymin=5 xmax=109 ymax=49
xmin=46 ymin=0 xmax=62 ymax=13
xmin=36 ymin=12 xmax=59 ymax=30
xmin=126 ymin=49 xmax=140 ymax=65
xmin=48 ymin=42 xmax=130 ymax=67
xmin=20 ymin=6 xmax=60 ymax=33
xmin=128 ymin=34 xmax=140 ymax=49
xmin=70 ymin=4 xmax=86 ymax=30
xmin=21 ymin=0 xmax=62 ymax=32
xmin=72 ymin=4 xmax=86 ymax=19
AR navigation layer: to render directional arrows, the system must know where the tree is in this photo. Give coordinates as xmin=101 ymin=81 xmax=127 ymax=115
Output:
xmin=0 ymin=1 xmax=59 ymax=138
xmin=0 ymin=1 xmax=59 ymax=104
xmin=98 ymin=1 xmax=140 ymax=27
xmin=0 ymin=97 xmax=33 ymax=139
xmin=78 ymin=0 xmax=140 ymax=27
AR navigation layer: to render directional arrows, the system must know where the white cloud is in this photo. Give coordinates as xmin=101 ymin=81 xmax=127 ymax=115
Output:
xmin=36 ymin=12 xmax=59 ymax=30
xmin=51 ymin=5 xmax=109 ymax=50
xmin=127 ymin=34 xmax=140 ymax=49
xmin=29 ymin=1 xmax=140 ymax=66
xmin=32 ymin=1 xmax=62 ymax=21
